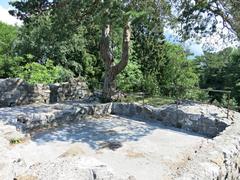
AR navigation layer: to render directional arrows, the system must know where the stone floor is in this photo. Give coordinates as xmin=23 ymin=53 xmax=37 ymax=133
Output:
xmin=0 ymin=115 xmax=208 ymax=180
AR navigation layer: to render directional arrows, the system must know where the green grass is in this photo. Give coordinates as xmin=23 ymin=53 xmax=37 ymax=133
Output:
xmin=122 ymin=94 xmax=175 ymax=107
xmin=9 ymin=137 xmax=23 ymax=144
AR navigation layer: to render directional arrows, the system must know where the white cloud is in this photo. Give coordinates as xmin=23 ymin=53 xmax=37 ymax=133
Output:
xmin=0 ymin=5 xmax=22 ymax=26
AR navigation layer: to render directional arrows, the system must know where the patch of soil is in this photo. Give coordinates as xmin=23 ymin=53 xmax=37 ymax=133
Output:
xmin=59 ymin=144 xmax=85 ymax=158
xmin=14 ymin=175 xmax=38 ymax=180
xmin=126 ymin=150 xmax=145 ymax=158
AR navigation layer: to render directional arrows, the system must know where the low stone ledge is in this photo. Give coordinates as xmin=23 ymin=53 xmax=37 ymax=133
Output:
xmin=111 ymin=102 xmax=232 ymax=137
xmin=0 ymin=101 xmax=232 ymax=137
xmin=0 ymin=103 xmax=112 ymax=131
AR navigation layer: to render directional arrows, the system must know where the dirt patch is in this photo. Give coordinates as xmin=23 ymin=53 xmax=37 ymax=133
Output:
xmin=126 ymin=150 xmax=145 ymax=158
xmin=14 ymin=175 xmax=38 ymax=180
xmin=59 ymin=144 xmax=85 ymax=158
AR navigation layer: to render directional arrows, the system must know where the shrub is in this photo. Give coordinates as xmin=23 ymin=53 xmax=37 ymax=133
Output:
xmin=221 ymin=94 xmax=238 ymax=110
xmin=142 ymin=75 xmax=160 ymax=96
xmin=117 ymin=61 xmax=143 ymax=92
xmin=9 ymin=137 xmax=23 ymax=144
xmin=17 ymin=59 xmax=74 ymax=84
xmin=0 ymin=55 xmax=23 ymax=78
xmin=184 ymin=88 xmax=209 ymax=102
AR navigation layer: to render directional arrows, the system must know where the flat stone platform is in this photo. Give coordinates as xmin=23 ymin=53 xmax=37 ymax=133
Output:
xmin=0 ymin=115 xmax=207 ymax=180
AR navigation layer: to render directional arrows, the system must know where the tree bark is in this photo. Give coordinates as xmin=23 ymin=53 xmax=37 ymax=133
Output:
xmin=100 ymin=22 xmax=131 ymax=101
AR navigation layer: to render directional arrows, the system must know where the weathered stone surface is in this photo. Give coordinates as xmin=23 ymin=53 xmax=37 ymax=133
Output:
xmin=174 ymin=111 xmax=240 ymax=180
xmin=0 ymin=78 xmax=90 ymax=108
xmin=49 ymin=79 xmax=90 ymax=103
xmin=18 ymin=157 xmax=116 ymax=180
xmin=0 ymin=78 xmax=50 ymax=107
xmin=0 ymin=114 xmax=205 ymax=180
xmin=1 ymin=100 xmax=240 ymax=179
xmin=111 ymin=102 xmax=240 ymax=179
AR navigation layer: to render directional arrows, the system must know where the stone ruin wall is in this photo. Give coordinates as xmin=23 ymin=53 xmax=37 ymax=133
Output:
xmin=0 ymin=77 xmax=240 ymax=179
xmin=111 ymin=103 xmax=240 ymax=180
xmin=175 ymin=113 xmax=240 ymax=180
xmin=111 ymin=103 xmax=230 ymax=138
xmin=1 ymin=102 xmax=239 ymax=179
xmin=0 ymin=78 xmax=91 ymax=108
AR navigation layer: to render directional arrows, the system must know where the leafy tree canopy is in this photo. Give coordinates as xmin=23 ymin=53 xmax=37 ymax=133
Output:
xmin=0 ymin=22 xmax=17 ymax=54
xmin=172 ymin=0 xmax=240 ymax=40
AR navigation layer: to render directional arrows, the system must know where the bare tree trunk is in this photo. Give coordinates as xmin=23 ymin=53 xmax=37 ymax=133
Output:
xmin=100 ymin=22 xmax=131 ymax=101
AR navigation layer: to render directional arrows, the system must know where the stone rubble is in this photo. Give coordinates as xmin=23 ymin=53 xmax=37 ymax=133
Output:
xmin=15 ymin=157 xmax=116 ymax=180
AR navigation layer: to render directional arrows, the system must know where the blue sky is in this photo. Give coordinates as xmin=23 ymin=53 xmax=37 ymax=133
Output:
xmin=0 ymin=0 xmax=10 ymax=8
xmin=0 ymin=1 xmax=21 ymax=25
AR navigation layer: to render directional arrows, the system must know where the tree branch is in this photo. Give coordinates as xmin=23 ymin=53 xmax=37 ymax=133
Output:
xmin=113 ymin=21 xmax=131 ymax=75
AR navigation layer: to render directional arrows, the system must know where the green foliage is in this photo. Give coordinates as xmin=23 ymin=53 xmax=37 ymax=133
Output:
xmin=221 ymin=94 xmax=238 ymax=110
xmin=196 ymin=47 xmax=240 ymax=107
xmin=159 ymin=43 xmax=199 ymax=98
xmin=0 ymin=55 xmax=24 ymax=78
xmin=0 ymin=22 xmax=19 ymax=78
xmin=120 ymin=42 xmax=206 ymax=103
xmin=117 ymin=61 xmax=143 ymax=92
xmin=132 ymin=15 xmax=199 ymax=97
xmin=173 ymin=0 xmax=240 ymax=40
xmin=18 ymin=59 xmax=73 ymax=84
xmin=184 ymin=89 xmax=209 ymax=102
xmin=134 ymin=42 xmax=199 ymax=97
xmin=8 ymin=0 xmax=204 ymax=105
xmin=0 ymin=22 xmax=17 ymax=54
xmin=13 ymin=11 xmax=103 ymax=87
xmin=122 ymin=95 xmax=175 ymax=107
xmin=142 ymin=75 xmax=160 ymax=95
xmin=9 ymin=137 xmax=23 ymax=144
xmin=132 ymin=13 xmax=166 ymax=75
xmin=9 ymin=0 xmax=172 ymax=91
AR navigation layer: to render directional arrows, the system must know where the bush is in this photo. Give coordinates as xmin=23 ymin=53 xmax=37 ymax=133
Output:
xmin=184 ymin=88 xmax=209 ymax=102
xmin=142 ymin=75 xmax=160 ymax=95
xmin=221 ymin=94 xmax=238 ymax=110
xmin=0 ymin=55 xmax=23 ymax=78
xmin=17 ymin=59 xmax=74 ymax=84
xmin=117 ymin=61 xmax=143 ymax=92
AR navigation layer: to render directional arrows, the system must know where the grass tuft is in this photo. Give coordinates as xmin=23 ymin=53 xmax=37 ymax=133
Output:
xmin=9 ymin=138 xmax=23 ymax=145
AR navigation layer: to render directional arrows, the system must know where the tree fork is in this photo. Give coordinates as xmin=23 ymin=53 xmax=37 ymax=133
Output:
xmin=100 ymin=22 xmax=131 ymax=101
